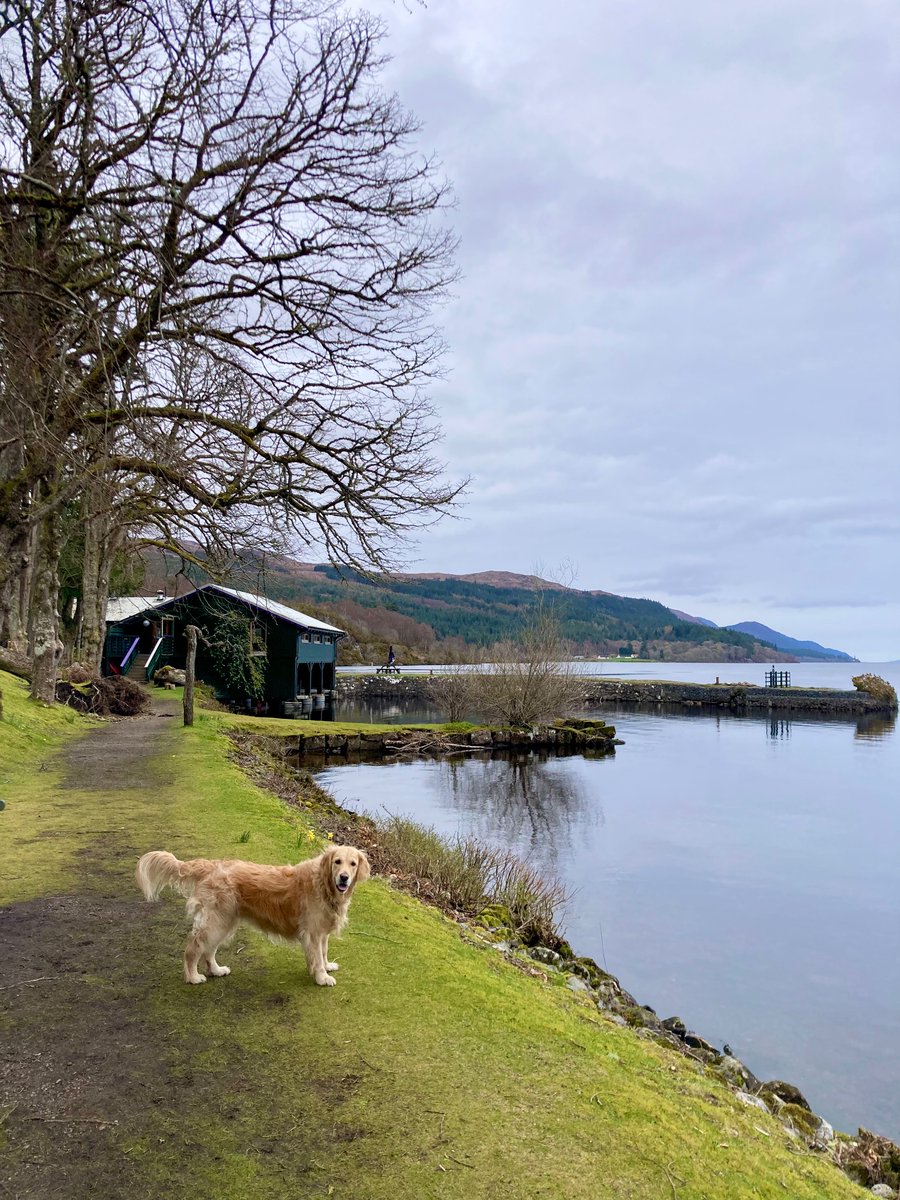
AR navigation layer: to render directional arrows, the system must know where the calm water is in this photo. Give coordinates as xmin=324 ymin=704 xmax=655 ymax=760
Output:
xmin=322 ymin=662 xmax=900 ymax=1138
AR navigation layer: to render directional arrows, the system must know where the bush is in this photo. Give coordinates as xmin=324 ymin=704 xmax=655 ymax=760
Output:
xmin=374 ymin=814 xmax=569 ymax=947
xmin=56 ymin=674 xmax=150 ymax=716
xmin=474 ymin=600 xmax=585 ymax=727
xmin=851 ymin=673 xmax=898 ymax=707
xmin=425 ymin=669 xmax=477 ymax=723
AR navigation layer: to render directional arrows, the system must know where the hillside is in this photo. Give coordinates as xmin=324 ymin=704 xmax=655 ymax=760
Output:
xmin=143 ymin=552 xmax=792 ymax=665
xmin=726 ymin=622 xmax=857 ymax=663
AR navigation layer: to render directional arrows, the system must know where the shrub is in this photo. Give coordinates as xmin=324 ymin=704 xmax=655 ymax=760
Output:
xmin=851 ymin=673 xmax=898 ymax=707
xmin=424 ymin=669 xmax=477 ymax=723
xmin=373 ymin=813 xmax=569 ymax=948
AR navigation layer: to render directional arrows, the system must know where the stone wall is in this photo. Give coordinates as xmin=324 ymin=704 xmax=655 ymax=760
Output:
xmin=289 ymin=717 xmax=618 ymax=760
xmin=333 ymin=672 xmax=896 ymax=715
xmin=581 ymin=680 xmax=893 ymax=713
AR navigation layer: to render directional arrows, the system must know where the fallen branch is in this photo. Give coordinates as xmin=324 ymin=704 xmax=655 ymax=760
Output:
xmin=26 ymin=1115 xmax=118 ymax=1126
xmin=0 ymin=976 xmax=62 ymax=990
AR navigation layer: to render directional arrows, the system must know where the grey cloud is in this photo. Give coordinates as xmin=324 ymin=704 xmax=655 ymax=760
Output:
xmin=371 ymin=0 xmax=900 ymax=658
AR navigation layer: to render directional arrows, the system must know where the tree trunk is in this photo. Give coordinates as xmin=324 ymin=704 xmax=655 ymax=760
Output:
xmin=184 ymin=624 xmax=198 ymax=727
xmin=78 ymin=507 xmax=121 ymax=672
xmin=0 ymin=476 xmax=34 ymax=650
xmin=28 ymin=510 xmax=64 ymax=702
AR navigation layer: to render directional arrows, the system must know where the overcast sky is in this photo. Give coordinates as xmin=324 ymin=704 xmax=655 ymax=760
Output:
xmin=366 ymin=0 xmax=900 ymax=660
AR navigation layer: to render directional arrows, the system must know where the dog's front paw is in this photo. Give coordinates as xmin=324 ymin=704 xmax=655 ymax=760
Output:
xmin=207 ymin=964 xmax=231 ymax=977
xmin=186 ymin=973 xmax=207 ymax=985
xmin=315 ymin=973 xmax=337 ymax=987
xmin=325 ymin=961 xmax=339 ymax=972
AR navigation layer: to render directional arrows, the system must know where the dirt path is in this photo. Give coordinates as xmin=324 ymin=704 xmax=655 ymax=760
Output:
xmin=0 ymin=694 xmax=200 ymax=1200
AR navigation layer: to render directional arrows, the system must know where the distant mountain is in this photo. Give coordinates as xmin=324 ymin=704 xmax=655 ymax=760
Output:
xmin=144 ymin=550 xmax=797 ymax=665
xmin=725 ymin=622 xmax=857 ymax=663
xmin=669 ymin=608 xmax=718 ymax=628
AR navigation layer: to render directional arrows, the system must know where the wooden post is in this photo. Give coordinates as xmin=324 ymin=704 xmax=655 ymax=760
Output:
xmin=184 ymin=624 xmax=199 ymax=727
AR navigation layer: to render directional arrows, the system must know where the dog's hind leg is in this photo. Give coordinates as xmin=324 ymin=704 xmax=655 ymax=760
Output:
xmin=203 ymin=927 xmax=234 ymax=978
xmin=184 ymin=905 xmax=234 ymax=985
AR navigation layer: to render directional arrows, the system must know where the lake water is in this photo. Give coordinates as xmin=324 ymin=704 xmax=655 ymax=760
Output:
xmin=320 ymin=662 xmax=900 ymax=1139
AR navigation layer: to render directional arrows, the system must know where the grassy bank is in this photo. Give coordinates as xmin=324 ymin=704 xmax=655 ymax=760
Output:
xmin=0 ymin=670 xmax=862 ymax=1199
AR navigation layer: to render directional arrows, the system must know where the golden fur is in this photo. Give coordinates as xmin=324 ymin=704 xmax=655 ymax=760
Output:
xmin=135 ymin=845 xmax=370 ymax=986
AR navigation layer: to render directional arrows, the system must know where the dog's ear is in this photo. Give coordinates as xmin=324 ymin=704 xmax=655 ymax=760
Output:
xmin=355 ymin=849 xmax=370 ymax=882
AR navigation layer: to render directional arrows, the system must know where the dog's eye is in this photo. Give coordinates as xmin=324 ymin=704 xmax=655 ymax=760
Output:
xmin=334 ymin=858 xmax=342 ymax=865
xmin=351 ymin=860 xmax=357 ymax=867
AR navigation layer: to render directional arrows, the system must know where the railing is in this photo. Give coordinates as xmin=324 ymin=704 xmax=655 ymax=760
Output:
xmin=120 ymin=636 xmax=140 ymax=675
xmin=146 ymin=635 xmax=175 ymax=680
xmin=765 ymin=668 xmax=792 ymax=688
xmin=145 ymin=638 xmax=165 ymax=680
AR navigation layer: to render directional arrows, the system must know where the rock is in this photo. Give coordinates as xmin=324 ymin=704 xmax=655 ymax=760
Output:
xmin=529 ymin=946 xmax=563 ymax=968
xmin=778 ymin=1102 xmax=822 ymax=1141
xmin=813 ymin=1118 xmax=835 ymax=1149
xmin=621 ymin=1005 xmax=660 ymax=1030
xmin=468 ymin=729 xmax=492 ymax=747
xmin=154 ymin=664 xmax=186 ymax=686
xmin=683 ymin=1031 xmax=718 ymax=1054
xmin=661 ymin=1016 xmax=687 ymax=1038
xmin=759 ymin=1080 xmax=812 ymax=1112
xmin=871 ymin=1185 xmax=896 ymax=1198
xmin=646 ymin=1028 xmax=684 ymax=1051
xmin=735 ymin=1091 xmax=769 ymax=1113
xmin=566 ymin=975 xmax=591 ymax=993
xmin=712 ymin=1055 xmax=761 ymax=1092
xmin=568 ymin=956 xmax=615 ymax=988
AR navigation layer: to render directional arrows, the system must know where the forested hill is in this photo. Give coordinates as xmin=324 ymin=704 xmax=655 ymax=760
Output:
xmin=153 ymin=555 xmax=788 ymax=664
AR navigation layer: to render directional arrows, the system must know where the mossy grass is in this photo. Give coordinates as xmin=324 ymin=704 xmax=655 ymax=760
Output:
xmin=0 ymin=669 xmax=861 ymax=1199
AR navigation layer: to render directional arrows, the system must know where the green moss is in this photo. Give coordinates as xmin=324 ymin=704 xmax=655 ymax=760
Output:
xmin=476 ymin=903 xmax=514 ymax=931
xmin=781 ymin=1103 xmax=821 ymax=1139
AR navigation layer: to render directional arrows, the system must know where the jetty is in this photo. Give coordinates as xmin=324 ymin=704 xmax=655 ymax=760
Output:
xmin=581 ymin=679 xmax=893 ymax=714
xmin=334 ymin=672 xmax=897 ymax=716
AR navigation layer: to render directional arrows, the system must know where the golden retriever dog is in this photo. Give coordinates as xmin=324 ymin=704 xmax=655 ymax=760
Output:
xmin=135 ymin=845 xmax=369 ymax=986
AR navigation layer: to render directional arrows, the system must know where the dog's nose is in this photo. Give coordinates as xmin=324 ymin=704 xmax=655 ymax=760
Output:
xmin=339 ymin=873 xmax=350 ymax=885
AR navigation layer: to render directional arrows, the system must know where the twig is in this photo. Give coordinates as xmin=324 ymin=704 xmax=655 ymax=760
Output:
xmin=26 ymin=1115 xmax=118 ymax=1126
xmin=447 ymin=1156 xmax=475 ymax=1170
xmin=663 ymin=1161 xmax=680 ymax=1199
xmin=0 ymin=1104 xmax=18 ymax=1128
xmin=0 ymin=976 xmax=61 ymax=990
xmin=425 ymin=1109 xmax=447 ymax=1144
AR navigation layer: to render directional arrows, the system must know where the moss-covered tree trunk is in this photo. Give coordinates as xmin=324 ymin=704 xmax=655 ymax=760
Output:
xmin=0 ymin=476 xmax=34 ymax=651
xmin=77 ymin=505 xmax=121 ymax=672
xmin=184 ymin=625 xmax=198 ymax=727
xmin=28 ymin=508 xmax=63 ymax=703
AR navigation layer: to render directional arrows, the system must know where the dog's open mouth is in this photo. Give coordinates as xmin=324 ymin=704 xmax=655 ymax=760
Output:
xmin=336 ymin=880 xmax=350 ymax=893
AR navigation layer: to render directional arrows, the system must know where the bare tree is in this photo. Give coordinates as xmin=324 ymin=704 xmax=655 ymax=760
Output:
xmin=425 ymin=663 xmax=478 ymax=723
xmin=0 ymin=0 xmax=459 ymax=699
xmin=472 ymin=592 xmax=586 ymax=727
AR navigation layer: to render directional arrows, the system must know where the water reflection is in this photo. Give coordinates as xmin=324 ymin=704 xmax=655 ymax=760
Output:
xmin=855 ymin=712 xmax=897 ymax=741
xmin=432 ymin=753 xmax=599 ymax=865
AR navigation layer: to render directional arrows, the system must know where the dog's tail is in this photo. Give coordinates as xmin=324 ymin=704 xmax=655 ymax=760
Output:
xmin=135 ymin=850 xmax=196 ymax=902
